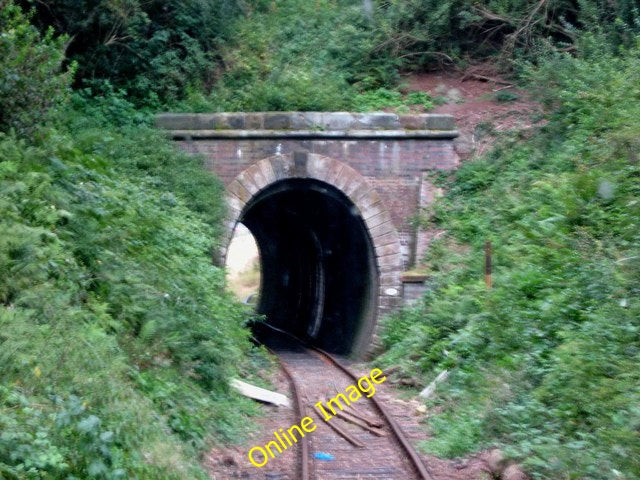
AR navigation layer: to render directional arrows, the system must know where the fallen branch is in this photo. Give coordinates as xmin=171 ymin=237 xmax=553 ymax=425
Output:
xmin=462 ymin=73 xmax=513 ymax=86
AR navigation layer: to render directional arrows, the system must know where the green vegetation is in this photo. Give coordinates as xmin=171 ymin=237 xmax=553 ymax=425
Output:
xmin=0 ymin=2 xmax=74 ymax=136
xmin=19 ymin=0 xmax=640 ymax=112
xmin=181 ymin=0 xmax=391 ymax=111
xmin=378 ymin=37 xmax=640 ymax=479
xmin=352 ymin=89 xmax=434 ymax=113
xmin=3 ymin=0 xmax=640 ymax=478
xmin=1 ymin=4 xmax=265 ymax=478
xmin=18 ymin=0 xmax=243 ymax=106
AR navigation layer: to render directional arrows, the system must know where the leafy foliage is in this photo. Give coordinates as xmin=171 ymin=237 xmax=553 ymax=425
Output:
xmin=378 ymin=38 xmax=640 ymax=480
xmin=0 ymin=1 xmax=74 ymax=135
xmin=0 ymin=8 xmax=263 ymax=476
xmin=372 ymin=0 xmax=640 ymax=70
xmin=0 ymin=106 xmax=264 ymax=476
xmin=0 ymin=104 xmax=265 ymax=477
xmin=18 ymin=0 xmax=243 ymax=105
xmin=185 ymin=0 xmax=386 ymax=111
xmin=352 ymin=88 xmax=434 ymax=112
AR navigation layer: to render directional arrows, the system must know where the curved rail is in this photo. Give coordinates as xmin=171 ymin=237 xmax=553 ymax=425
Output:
xmin=309 ymin=345 xmax=435 ymax=480
xmin=265 ymin=346 xmax=310 ymax=480
xmin=260 ymin=323 xmax=435 ymax=480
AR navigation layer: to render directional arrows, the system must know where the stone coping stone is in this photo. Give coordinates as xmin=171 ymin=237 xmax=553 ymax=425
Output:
xmin=156 ymin=112 xmax=457 ymax=133
xmin=163 ymin=129 xmax=458 ymax=140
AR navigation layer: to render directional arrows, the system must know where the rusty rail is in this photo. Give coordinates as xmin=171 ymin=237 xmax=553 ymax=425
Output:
xmin=260 ymin=323 xmax=435 ymax=480
xmin=309 ymin=345 xmax=436 ymax=480
xmin=266 ymin=347 xmax=310 ymax=480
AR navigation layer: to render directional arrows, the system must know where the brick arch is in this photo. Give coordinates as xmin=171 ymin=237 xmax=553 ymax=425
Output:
xmin=220 ymin=152 xmax=403 ymax=347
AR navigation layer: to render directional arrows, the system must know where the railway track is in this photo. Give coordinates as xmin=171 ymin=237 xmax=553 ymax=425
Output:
xmin=262 ymin=325 xmax=434 ymax=480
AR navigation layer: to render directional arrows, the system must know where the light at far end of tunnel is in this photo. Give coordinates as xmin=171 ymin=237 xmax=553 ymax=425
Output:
xmin=240 ymin=178 xmax=379 ymax=356
xmin=225 ymin=223 xmax=261 ymax=305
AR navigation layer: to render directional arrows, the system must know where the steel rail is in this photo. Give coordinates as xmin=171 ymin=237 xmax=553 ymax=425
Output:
xmin=265 ymin=347 xmax=310 ymax=480
xmin=259 ymin=323 xmax=435 ymax=480
xmin=309 ymin=345 xmax=435 ymax=480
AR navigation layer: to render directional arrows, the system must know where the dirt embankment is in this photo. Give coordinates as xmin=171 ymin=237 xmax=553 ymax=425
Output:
xmin=404 ymin=71 xmax=543 ymax=160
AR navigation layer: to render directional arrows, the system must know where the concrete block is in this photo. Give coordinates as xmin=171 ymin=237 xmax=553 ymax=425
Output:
xmin=155 ymin=113 xmax=199 ymax=130
xmin=321 ymin=112 xmax=356 ymax=130
xmin=244 ymin=113 xmax=263 ymax=129
xmin=288 ymin=112 xmax=311 ymax=129
xmin=356 ymin=112 xmax=401 ymax=129
xmin=399 ymin=115 xmax=427 ymax=130
xmin=424 ymin=115 xmax=456 ymax=130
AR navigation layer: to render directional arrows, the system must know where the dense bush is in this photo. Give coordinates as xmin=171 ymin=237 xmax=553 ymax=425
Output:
xmin=0 ymin=5 xmax=265 ymax=477
xmin=15 ymin=0 xmax=640 ymax=112
xmin=185 ymin=0 xmax=392 ymax=111
xmin=378 ymin=38 xmax=640 ymax=479
xmin=372 ymin=0 xmax=640 ymax=70
xmin=181 ymin=0 xmax=640 ymax=112
xmin=0 ymin=1 xmax=74 ymax=135
xmin=0 ymin=100 xmax=266 ymax=479
xmin=18 ymin=0 xmax=243 ymax=105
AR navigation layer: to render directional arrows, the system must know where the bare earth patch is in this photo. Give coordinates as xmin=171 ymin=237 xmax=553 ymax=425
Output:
xmin=203 ymin=369 xmax=300 ymax=479
xmin=403 ymin=70 xmax=543 ymax=159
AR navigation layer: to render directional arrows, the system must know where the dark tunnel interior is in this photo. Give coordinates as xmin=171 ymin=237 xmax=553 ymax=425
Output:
xmin=239 ymin=178 xmax=378 ymax=356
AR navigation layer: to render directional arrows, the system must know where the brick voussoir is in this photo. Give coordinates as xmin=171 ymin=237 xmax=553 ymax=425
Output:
xmin=375 ymin=244 xmax=401 ymax=261
xmin=364 ymin=211 xmax=391 ymax=231
xmin=236 ymin=170 xmax=261 ymax=195
xmin=245 ymin=164 xmax=269 ymax=191
xmin=374 ymin=231 xmax=400 ymax=247
xmin=368 ymin=220 xmax=395 ymax=239
xmin=306 ymin=155 xmax=332 ymax=182
xmin=226 ymin=180 xmax=252 ymax=205
xmin=256 ymin=158 xmax=277 ymax=185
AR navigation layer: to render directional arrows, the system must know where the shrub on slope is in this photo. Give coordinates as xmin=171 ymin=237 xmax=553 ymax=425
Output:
xmin=1 ymin=3 xmax=261 ymax=478
xmin=0 ymin=109 xmax=264 ymax=479
xmin=378 ymin=38 xmax=640 ymax=479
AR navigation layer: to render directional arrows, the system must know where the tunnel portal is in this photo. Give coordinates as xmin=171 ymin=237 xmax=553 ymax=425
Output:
xmin=240 ymin=178 xmax=378 ymax=356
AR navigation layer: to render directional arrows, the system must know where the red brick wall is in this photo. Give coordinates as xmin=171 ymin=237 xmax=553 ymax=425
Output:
xmin=176 ymin=138 xmax=459 ymax=268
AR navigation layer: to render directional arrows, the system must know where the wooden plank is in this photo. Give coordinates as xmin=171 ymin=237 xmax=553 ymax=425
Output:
xmin=335 ymin=410 xmax=387 ymax=436
xmin=347 ymin=404 xmax=384 ymax=428
xmin=230 ymin=379 xmax=291 ymax=407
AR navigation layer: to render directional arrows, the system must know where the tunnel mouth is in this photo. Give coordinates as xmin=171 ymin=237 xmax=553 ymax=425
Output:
xmin=239 ymin=178 xmax=378 ymax=356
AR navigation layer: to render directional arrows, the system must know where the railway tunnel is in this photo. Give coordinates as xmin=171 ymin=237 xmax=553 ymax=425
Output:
xmin=239 ymin=177 xmax=378 ymax=356
xmin=155 ymin=112 xmax=460 ymax=356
